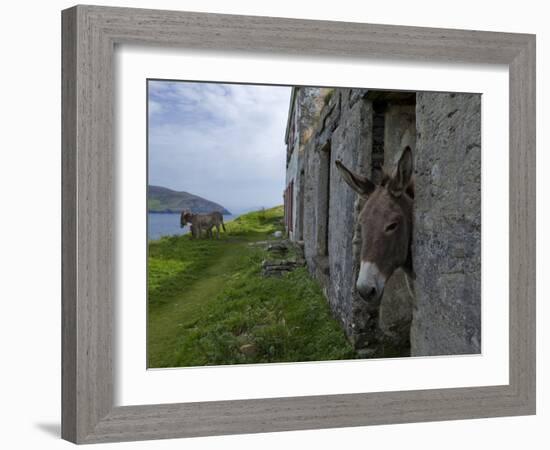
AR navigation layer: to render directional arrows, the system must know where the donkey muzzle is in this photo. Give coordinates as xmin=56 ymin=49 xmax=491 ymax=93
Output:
xmin=357 ymin=261 xmax=385 ymax=304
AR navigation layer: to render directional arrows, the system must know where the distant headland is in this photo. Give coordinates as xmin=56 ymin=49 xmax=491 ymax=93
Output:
xmin=147 ymin=185 xmax=231 ymax=215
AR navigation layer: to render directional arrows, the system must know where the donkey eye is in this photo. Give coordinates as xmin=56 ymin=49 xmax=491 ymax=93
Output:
xmin=385 ymin=222 xmax=398 ymax=232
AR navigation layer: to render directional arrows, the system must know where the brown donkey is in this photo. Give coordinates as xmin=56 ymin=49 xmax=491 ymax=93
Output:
xmin=180 ymin=210 xmax=226 ymax=239
xmin=335 ymin=146 xmax=414 ymax=306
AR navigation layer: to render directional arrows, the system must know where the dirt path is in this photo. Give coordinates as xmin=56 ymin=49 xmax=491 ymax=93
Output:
xmin=147 ymin=240 xmax=248 ymax=367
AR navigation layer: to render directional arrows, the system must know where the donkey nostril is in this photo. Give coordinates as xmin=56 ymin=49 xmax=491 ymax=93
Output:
xmin=358 ymin=284 xmax=376 ymax=300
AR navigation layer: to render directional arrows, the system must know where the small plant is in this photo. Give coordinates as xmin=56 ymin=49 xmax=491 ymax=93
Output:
xmin=324 ymin=88 xmax=334 ymax=106
xmin=258 ymin=207 xmax=266 ymax=221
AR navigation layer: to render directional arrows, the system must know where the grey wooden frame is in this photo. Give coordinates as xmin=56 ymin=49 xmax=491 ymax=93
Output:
xmin=62 ymin=4 xmax=536 ymax=444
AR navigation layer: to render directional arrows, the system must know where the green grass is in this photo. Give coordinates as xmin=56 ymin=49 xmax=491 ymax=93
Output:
xmin=147 ymin=205 xmax=355 ymax=368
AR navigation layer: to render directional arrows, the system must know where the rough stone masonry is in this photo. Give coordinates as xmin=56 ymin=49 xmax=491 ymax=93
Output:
xmin=284 ymin=87 xmax=481 ymax=357
xmin=412 ymin=92 xmax=481 ymax=355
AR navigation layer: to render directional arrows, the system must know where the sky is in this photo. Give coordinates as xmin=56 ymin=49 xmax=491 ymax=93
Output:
xmin=148 ymin=80 xmax=292 ymax=214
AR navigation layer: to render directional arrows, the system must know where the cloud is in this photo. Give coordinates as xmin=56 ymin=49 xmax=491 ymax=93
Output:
xmin=148 ymin=80 xmax=292 ymax=213
xmin=148 ymin=100 xmax=164 ymax=115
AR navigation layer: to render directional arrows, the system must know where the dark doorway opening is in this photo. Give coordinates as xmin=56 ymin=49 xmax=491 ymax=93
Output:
xmin=317 ymin=141 xmax=331 ymax=256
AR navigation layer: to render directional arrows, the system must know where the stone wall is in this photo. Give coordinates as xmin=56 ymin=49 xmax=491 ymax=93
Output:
xmin=412 ymin=92 xmax=481 ymax=356
xmin=286 ymin=88 xmax=326 ymax=241
xmin=327 ymin=90 xmax=374 ymax=349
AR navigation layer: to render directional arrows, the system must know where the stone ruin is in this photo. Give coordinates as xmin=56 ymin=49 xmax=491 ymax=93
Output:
xmin=284 ymin=87 xmax=481 ymax=357
xmin=260 ymin=240 xmax=306 ymax=277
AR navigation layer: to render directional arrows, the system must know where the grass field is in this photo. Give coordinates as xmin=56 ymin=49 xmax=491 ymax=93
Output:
xmin=147 ymin=205 xmax=355 ymax=368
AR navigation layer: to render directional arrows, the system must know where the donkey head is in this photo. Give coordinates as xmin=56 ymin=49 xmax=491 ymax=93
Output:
xmin=335 ymin=146 xmax=414 ymax=305
xmin=180 ymin=210 xmax=193 ymax=229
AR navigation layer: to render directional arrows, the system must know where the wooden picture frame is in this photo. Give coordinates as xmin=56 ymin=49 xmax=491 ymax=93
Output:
xmin=61 ymin=5 xmax=536 ymax=444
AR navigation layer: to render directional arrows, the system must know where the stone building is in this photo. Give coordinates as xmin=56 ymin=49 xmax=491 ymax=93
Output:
xmin=284 ymin=87 xmax=481 ymax=357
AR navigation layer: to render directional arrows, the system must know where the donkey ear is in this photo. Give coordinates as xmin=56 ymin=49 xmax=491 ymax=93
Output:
xmin=388 ymin=146 xmax=413 ymax=197
xmin=335 ymin=160 xmax=376 ymax=197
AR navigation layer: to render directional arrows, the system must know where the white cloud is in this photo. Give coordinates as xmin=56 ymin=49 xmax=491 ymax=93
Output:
xmin=148 ymin=100 xmax=164 ymax=115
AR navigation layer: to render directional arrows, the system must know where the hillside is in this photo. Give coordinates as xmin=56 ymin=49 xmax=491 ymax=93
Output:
xmin=148 ymin=185 xmax=231 ymax=214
